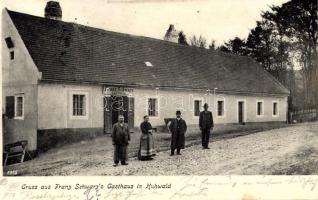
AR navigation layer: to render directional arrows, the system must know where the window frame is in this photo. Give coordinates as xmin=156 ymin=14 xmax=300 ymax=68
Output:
xmin=272 ymin=101 xmax=279 ymax=117
xmin=14 ymin=94 xmax=24 ymax=120
xmin=256 ymin=100 xmax=264 ymax=117
xmin=69 ymin=91 xmax=89 ymax=120
xmin=147 ymin=97 xmax=159 ymax=117
xmin=193 ymin=98 xmax=203 ymax=117
xmin=217 ymin=99 xmax=226 ymax=118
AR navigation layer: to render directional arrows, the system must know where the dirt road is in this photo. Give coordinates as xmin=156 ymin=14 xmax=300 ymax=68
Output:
xmin=4 ymin=122 xmax=318 ymax=175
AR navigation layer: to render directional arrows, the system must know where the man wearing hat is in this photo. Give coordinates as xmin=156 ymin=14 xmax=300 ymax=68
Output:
xmin=199 ymin=103 xmax=214 ymax=149
xmin=169 ymin=110 xmax=187 ymax=155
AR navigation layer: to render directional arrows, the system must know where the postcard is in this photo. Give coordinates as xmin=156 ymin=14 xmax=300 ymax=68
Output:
xmin=1 ymin=0 xmax=318 ymax=199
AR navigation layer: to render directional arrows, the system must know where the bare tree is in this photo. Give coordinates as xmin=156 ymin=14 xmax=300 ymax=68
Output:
xmin=190 ymin=35 xmax=207 ymax=48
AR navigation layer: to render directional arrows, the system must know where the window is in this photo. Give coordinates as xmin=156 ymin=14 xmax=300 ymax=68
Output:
xmin=257 ymin=101 xmax=263 ymax=116
xmin=148 ymin=98 xmax=158 ymax=116
xmin=15 ymin=95 xmax=24 ymax=119
xmin=144 ymin=61 xmax=153 ymax=67
xmin=273 ymin=102 xmax=278 ymax=116
xmin=217 ymin=100 xmax=224 ymax=116
xmin=194 ymin=100 xmax=202 ymax=116
xmin=5 ymin=37 xmax=14 ymax=48
xmin=72 ymin=94 xmax=86 ymax=116
xmin=10 ymin=51 xmax=14 ymax=60
xmin=5 ymin=96 xmax=15 ymax=119
xmin=5 ymin=37 xmax=15 ymax=60
xmin=70 ymin=91 xmax=89 ymax=119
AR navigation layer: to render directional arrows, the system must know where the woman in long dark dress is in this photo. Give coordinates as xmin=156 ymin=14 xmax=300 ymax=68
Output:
xmin=138 ymin=115 xmax=156 ymax=160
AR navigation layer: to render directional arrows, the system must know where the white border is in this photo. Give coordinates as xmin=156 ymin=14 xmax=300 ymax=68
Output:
xmin=69 ymin=90 xmax=89 ymax=120
xmin=14 ymin=94 xmax=24 ymax=120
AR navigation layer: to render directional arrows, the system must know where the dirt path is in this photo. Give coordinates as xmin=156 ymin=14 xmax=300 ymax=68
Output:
xmin=4 ymin=122 xmax=318 ymax=175
xmin=77 ymin=122 xmax=318 ymax=175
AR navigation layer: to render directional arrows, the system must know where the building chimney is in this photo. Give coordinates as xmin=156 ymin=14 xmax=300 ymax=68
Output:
xmin=164 ymin=24 xmax=178 ymax=43
xmin=45 ymin=1 xmax=62 ymax=20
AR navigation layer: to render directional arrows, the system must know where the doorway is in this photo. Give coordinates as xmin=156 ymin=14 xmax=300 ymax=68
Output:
xmin=104 ymin=95 xmax=134 ymax=133
xmin=238 ymin=101 xmax=245 ymax=124
xmin=111 ymin=96 xmax=128 ymax=124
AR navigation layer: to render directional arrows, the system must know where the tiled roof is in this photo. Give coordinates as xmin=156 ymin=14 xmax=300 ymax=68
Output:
xmin=8 ymin=10 xmax=289 ymax=95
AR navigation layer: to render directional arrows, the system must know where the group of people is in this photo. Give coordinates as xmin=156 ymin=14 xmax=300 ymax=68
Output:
xmin=111 ymin=103 xmax=214 ymax=167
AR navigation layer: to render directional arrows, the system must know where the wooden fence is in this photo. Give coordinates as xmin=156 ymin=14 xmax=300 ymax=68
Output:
xmin=291 ymin=109 xmax=317 ymax=123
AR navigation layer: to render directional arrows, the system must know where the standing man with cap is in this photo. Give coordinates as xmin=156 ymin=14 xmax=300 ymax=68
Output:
xmin=199 ymin=103 xmax=214 ymax=149
xmin=112 ymin=115 xmax=130 ymax=166
xmin=169 ymin=110 xmax=187 ymax=156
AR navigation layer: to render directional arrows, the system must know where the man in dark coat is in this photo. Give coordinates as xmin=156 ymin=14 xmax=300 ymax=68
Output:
xmin=169 ymin=110 xmax=187 ymax=156
xmin=199 ymin=103 xmax=214 ymax=149
xmin=112 ymin=115 xmax=130 ymax=166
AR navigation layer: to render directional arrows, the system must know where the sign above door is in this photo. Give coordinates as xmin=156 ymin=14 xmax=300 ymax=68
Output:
xmin=103 ymin=86 xmax=134 ymax=97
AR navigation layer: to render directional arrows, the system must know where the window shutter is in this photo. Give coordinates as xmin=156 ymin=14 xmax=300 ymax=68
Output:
xmin=128 ymin=97 xmax=134 ymax=128
xmin=148 ymin=99 xmax=151 ymax=116
xmin=5 ymin=96 xmax=15 ymax=119
xmin=155 ymin=99 xmax=158 ymax=116
xmin=104 ymin=97 xmax=112 ymax=133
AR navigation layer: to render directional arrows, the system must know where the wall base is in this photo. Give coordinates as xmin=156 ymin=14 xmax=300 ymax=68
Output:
xmin=37 ymin=128 xmax=104 ymax=153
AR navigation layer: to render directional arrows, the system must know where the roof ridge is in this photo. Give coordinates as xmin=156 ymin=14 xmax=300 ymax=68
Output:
xmin=7 ymin=9 xmax=261 ymax=61
xmin=7 ymin=9 xmax=220 ymax=54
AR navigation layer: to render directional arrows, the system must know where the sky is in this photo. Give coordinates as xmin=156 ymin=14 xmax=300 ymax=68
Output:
xmin=2 ymin=0 xmax=288 ymax=46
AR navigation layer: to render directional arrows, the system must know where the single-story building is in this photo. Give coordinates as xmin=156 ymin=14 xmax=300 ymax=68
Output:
xmin=2 ymin=2 xmax=290 ymax=153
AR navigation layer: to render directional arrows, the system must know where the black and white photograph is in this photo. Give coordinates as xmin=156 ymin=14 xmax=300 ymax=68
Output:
xmin=1 ymin=0 xmax=317 ymax=180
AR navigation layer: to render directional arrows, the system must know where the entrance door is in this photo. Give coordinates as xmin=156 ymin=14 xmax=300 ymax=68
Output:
xmin=104 ymin=95 xmax=134 ymax=133
xmin=111 ymin=96 xmax=129 ymax=125
xmin=238 ymin=101 xmax=244 ymax=124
